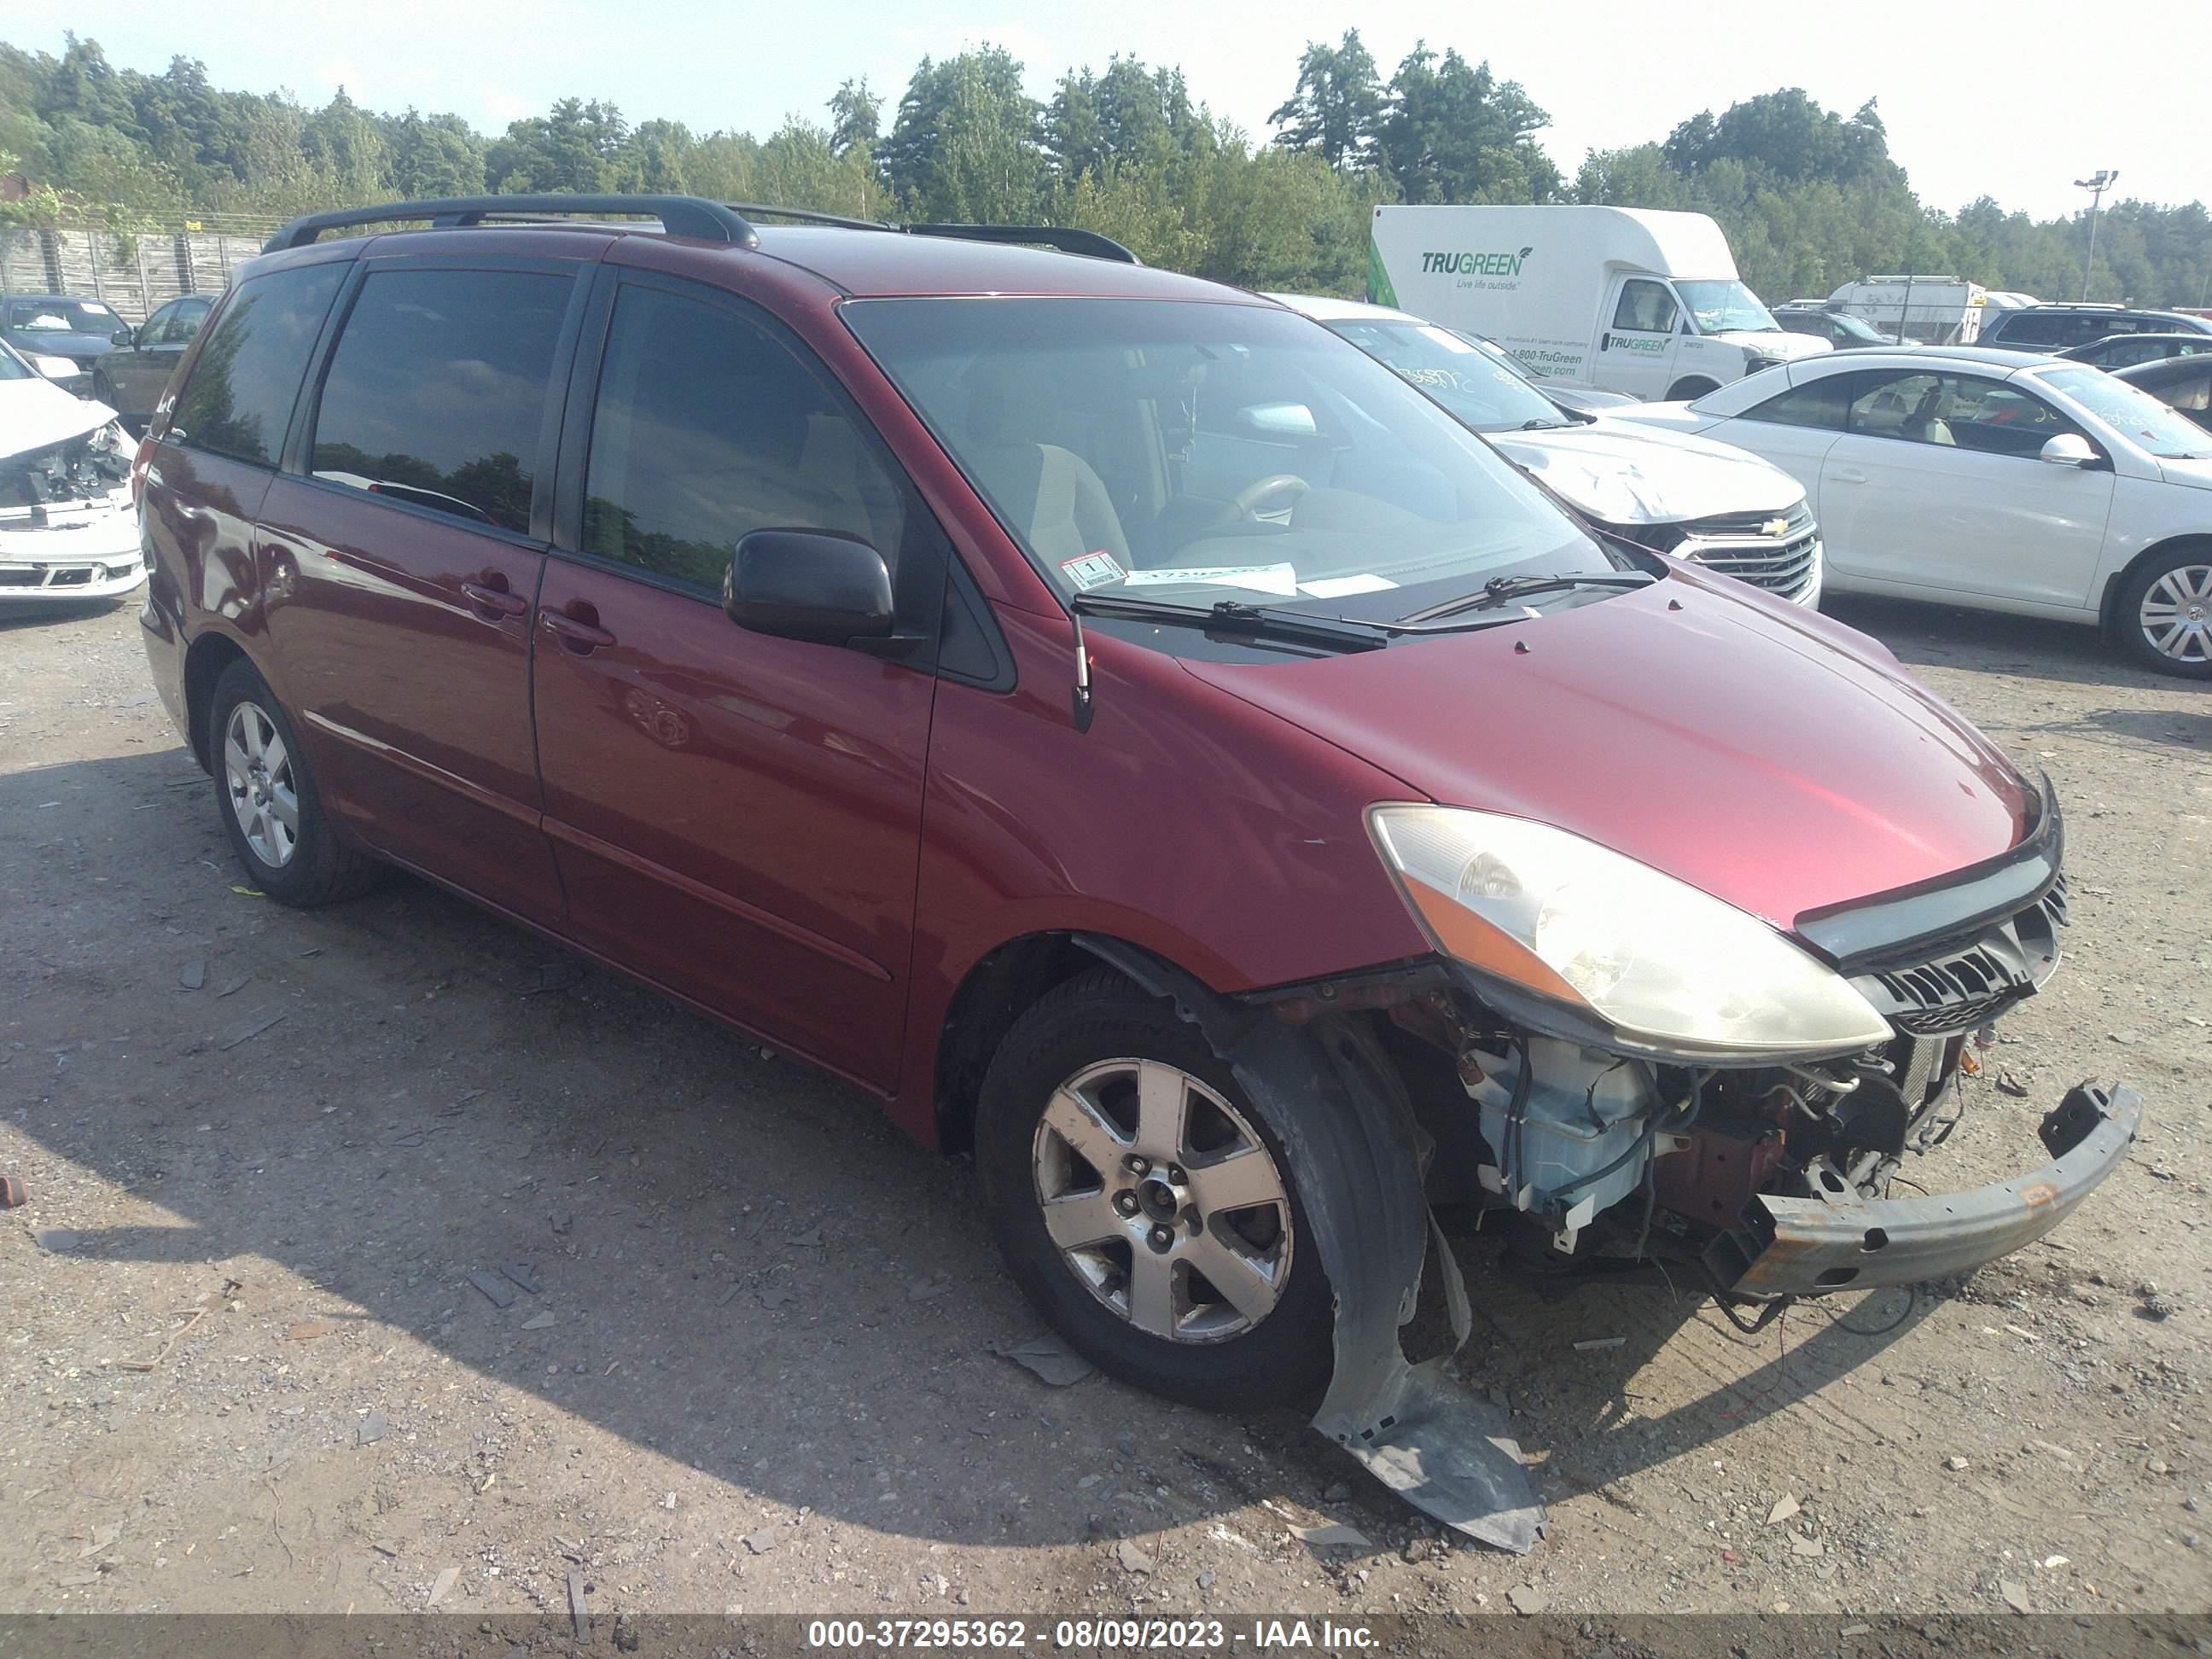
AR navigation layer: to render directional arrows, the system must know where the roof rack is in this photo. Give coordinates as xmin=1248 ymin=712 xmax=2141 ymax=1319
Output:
xmin=905 ymin=222 xmax=1140 ymax=265
xmin=726 ymin=201 xmax=894 ymax=232
xmin=265 ymin=195 xmax=760 ymax=253
xmin=261 ymin=195 xmax=1141 ymax=265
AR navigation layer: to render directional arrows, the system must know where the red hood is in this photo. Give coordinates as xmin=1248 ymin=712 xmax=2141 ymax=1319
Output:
xmin=1180 ymin=575 xmax=2033 ymax=929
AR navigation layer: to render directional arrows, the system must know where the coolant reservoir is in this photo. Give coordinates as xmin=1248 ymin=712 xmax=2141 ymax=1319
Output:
xmin=1469 ymin=1037 xmax=1657 ymax=1249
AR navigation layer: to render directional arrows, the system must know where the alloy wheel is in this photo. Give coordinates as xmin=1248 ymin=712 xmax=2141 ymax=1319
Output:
xmin=223 ymin=701 xmax=300 ymax=869
xmin=2139 ymin=562 xmax=2212 ymax=665
xmin=1031 ymin=1057 xmax=1293 ymax=1343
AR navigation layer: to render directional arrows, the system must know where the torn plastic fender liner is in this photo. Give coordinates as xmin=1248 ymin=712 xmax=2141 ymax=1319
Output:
xmin=1071 ymin=935 xmax=1545 ymax=1553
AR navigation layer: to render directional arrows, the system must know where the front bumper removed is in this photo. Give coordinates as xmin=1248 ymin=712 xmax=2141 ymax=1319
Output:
xmin=1708 ymin=1079 xmax=2141 ymax=1300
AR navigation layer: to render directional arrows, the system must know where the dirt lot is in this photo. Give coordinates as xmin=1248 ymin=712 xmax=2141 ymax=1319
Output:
xmin=2 ymin=592 xmax=2207 ymax=1625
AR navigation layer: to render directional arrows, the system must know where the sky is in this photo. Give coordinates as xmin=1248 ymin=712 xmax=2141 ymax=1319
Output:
xmin=18 ymin=0 xmax=2199 ymax=221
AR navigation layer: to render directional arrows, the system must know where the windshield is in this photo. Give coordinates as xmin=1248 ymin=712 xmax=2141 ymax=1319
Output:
xmin=2042 ymin=365 xmax=2212 ymax=459
xmin=9 ymin=300 xmax=116 ymax=335
xmin=1830 ymin=313 xmax=1886 ymax=344
xmin=1321 ymin=317 xmax=1571 ymax=432
xmin=1676 ymin=281 xmax=1779 ymax=335
xmin=842 ymin=298 xmax=1609 ymax=620
xmin=0 ymin=342 xmax=32 ymax=381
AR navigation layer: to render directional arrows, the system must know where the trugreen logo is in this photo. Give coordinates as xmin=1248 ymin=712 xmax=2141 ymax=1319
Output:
xmin=1419 ymin=246 xmax=1534 ymax=276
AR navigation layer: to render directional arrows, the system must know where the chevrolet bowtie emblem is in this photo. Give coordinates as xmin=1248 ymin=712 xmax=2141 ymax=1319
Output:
xmin=1761 ymin=517 xmax=1790 ymax=538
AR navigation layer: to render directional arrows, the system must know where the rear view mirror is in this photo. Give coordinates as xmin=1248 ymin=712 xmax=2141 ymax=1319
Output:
xmin=2039 ymin=434 xmax=2101 ymax=468
xmin=112 ymin=327 xmax=136 ymax=348
xmin=725 ymin=529 xmax=894 ymax=645
xmin=1236 ymin=402 xmax=1318 ymax=439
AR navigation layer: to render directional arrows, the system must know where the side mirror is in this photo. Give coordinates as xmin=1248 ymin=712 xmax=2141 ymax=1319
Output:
xmin=1235 ymin=402 xmax=1318 ymax=439
xmin=724 ymin=529 xmax=894 ymax=645
xmin=112 ymin=327 xmax=136 ymax=348
xmin=2039 ymin=434 xmax=2102 ymax=468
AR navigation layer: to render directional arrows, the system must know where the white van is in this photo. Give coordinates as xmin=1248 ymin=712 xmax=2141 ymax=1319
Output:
xmin=1367 ymin=205 xmax=1830 ymax=402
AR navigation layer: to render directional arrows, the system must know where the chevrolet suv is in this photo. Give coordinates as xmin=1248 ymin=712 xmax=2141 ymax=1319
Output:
xmin=136 ymin=195 xmax=2142 ymax=1551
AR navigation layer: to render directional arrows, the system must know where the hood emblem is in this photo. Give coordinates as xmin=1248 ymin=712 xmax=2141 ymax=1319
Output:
xmin=1761 ymin=517 xmax=1791 ymax=539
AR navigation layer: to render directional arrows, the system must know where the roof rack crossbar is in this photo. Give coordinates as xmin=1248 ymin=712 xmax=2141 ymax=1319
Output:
xmin=904 ymin=223 xmax=1142 ymax=265
xmin=264 ymin=195 xmax=760 ymax=253
xmin=725 ymin=201 xmax=894 ymax=231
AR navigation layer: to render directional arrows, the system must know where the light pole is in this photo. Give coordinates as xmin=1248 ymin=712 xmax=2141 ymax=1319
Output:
xmin=2074 ymin=169 xmax=2117 ymax=301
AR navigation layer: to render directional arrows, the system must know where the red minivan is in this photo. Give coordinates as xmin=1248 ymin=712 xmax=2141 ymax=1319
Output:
xmin=137 ymin=196 xmax=2139 ymax=1548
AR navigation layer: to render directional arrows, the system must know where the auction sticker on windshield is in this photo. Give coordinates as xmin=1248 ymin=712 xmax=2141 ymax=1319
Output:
xmin=1057 ymin=550 xmax=1126 ymax=590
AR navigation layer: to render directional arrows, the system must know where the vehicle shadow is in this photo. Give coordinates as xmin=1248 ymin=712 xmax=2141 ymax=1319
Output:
xmin=0 ymin=597 xmax=134 ymax=631
xmin=2 ymin=745 xmax=1938 ymax=1557
xmin=1821 ymin=592 xmax=2199 ymax=697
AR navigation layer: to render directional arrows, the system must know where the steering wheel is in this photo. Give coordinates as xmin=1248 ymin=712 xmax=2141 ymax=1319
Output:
xmin=1231 ymin=474 xmax=1311 ymax=518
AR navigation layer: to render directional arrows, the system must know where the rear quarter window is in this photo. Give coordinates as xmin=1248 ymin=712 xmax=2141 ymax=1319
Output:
xmin=169 ymin=265 xmax=346 ymax=466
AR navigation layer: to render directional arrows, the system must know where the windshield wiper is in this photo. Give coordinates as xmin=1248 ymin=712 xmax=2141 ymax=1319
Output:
xmin=1071 ymin=591 xmax=1391 ymax=654
xmin=1397 ymin=570 xmax=1656 ymax=626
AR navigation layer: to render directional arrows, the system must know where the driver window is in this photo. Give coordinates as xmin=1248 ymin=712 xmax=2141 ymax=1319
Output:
xmin=1849 ymin=372 xmax=2081 ymax=456
xmin=163 ymin=301 xmax=208 ymax=346
xmin=1612 ymin=280 xmax=1679 ymax=335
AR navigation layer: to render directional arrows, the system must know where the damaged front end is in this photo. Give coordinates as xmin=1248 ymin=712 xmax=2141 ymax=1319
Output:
xmin=1099 ymin=776 xmax=2139 ymax=1554
xmin=0 ymin=405 xmax=143 ymax=603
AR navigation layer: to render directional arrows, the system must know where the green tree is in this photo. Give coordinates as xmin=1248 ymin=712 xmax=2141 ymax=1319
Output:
xmin=1268 ymin=30 xmax=1382 ymax=172
xmin=826 ymin=79 xmax=881 ymax=160
xmin=882 ymin=48 xmax=1040 ymax=221
xmin=1377 ymin=44 xmax=1559 ymax=204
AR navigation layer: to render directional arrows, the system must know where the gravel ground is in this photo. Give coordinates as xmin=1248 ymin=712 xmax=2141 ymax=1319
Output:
xmin=1 ymin=592 xmax=2207 ymax=1625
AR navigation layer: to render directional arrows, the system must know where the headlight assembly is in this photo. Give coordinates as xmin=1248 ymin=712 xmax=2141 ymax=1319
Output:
xmin=1368 ymin=805 xmax=1893 ymax=1059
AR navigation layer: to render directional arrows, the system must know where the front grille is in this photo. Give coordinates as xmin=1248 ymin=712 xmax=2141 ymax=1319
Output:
xmin=1852 ymin=877 xmax=2067 ymax=1037
xmin=1677 ymin=504 xmax=1820 ymax=600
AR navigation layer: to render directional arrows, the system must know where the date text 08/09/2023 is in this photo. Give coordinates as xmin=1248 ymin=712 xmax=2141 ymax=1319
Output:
xmin=806 ymin=1619 xmax=1382 ymax=1650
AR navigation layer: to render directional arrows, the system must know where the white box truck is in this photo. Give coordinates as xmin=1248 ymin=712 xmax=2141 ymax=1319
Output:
xmin=1366 ymin=205 xmax=1829 ymax=402
xmin=1822 ymin=276 xmax=2003 ymax=345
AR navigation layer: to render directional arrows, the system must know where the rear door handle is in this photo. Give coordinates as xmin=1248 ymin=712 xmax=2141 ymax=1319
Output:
xmin=541 ymin=607 xmax=615 ymax=652
xmin=1831 ymin=467 xmax=1870 ymax=484
xmin=460 ymin=579 xmax=528 ymax=618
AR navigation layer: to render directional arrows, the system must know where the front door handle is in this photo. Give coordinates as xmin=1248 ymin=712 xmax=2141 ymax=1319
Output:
xmin=1599 ymin=332 xmax=1611 ymax=350
xmin=541 ymin=605 xmax=616 ymax=653
xmin=1831 ymin=467 xmax=1870 ymax=484
xmin=460 ymin=579 xmax=527 ymax=619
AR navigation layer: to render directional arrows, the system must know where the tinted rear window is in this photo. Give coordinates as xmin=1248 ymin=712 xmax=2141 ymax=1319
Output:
xmin=168 ymin=265 xmax=346 ymax=465
xmin=309 ymin=268 xmax=572 ymax=535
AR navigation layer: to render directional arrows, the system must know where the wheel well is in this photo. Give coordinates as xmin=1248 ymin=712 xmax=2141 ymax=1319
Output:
xmin=182 ymin=632 xmax=248 ymax=771
xmin=1667 ymin=376 xmax=1720 ymax=402
xmin=932 ymin=932 xmax=1142 ymax=1154
xmin=2098 ymin=534 xmax=2212 ymax=637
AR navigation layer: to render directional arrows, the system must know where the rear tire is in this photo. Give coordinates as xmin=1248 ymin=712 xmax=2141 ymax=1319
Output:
xmin=974 ymin=968 xmax=1335 ymax=1412
xmin=2114 ymin=545 xmax=2212 ymax=678
xmin=208 ymin=658 xmax=381 ymax=906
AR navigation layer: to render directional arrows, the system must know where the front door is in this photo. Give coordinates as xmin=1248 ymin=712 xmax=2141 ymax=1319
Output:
xmin=104 ymin=296 xmax=211 ymax=426
xmin=1595 ymin=276 xmax=1683 ymax=399
xmin=532 ymin=273 xmax=939 ymax=1091
xmin=1815 ymin=368 xmax=2117 ymax=606
xmin=258 ymin=258 xmax=584 ymax=928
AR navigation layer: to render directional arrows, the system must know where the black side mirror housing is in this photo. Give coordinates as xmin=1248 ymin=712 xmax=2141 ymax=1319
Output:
xmin=724 ymin=529 xmax=894 ymax=645
xmin=113 ymin=327 xmax=136 ymax=348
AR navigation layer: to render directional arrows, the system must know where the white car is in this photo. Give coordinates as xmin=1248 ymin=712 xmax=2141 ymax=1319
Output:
xmin=1273 ymin=294 xmax=1823 ymax=607
xmin=1611 ymin=346 xmax=2212 ymax=677
xmin=0 ymin=340 xmax=143 ymax=606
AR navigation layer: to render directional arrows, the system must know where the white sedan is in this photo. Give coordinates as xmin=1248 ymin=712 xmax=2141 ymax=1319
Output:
xmin=1611 ymin=345 xmax=2212 ymax=676
xmin=1 ymin=339 xmax=142 ymax=607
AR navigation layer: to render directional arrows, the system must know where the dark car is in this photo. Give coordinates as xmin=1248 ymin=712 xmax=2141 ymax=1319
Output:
xmin=92 ymin=294 xmax=214 ymax=427
xmin=1773 ymin=305 xmax=1895 ymax=350
xmin=133 ymin=195 xmax=2140 ymax=1547
xmin=1977 ymin=304 xmax=2212 ymax=354
xmin=2058 ymin=331 xmax=2212 ymax=370
xmin=0 ymin=293 xmax=130 ymax=376
xmin=2115 ymin=352 xmax=2212 ymax=433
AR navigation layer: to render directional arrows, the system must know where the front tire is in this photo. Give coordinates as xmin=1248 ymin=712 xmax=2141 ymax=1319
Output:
xmin=1667 ymin=376 xmax=1720 ymax=401
xmin=974 ymin=969 xmax=1335 ymax=1411
xmin=209 ymin=658 xmax=381 ymax=905
xmin=2115 ymin=547 xmax=2212 ymax=678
